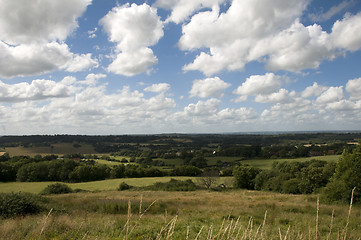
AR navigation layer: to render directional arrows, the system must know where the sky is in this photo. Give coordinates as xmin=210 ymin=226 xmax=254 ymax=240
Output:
xmin=1 ymin=0 xmax=361 ymax=135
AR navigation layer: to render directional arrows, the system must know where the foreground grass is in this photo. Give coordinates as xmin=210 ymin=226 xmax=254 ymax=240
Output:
xmin=0 ymin=189 xmax=360 ymax=239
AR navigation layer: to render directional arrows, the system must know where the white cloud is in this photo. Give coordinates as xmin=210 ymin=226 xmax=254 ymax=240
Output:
xmin=100 ymin=3 xmax=164 ymax=76
xmin=233 ymin=73 xmax=282 ymax=96
xmin=262 ymin=21 xmax=335 ymax=72
xmin=189 ymin=77 xmax=231 ymax=98
xmin=179 ymin=0 xmax=361 ymax=75
xmin=316 ymin=86 xmax=344 ymax=104
xmin=0 ymin=0 xmax=91 ymax=45
xmin=107 ymin=48 xmax=158 ymax=77
xmin=64 ymin=53 xmax=98 ymax=72
xmin=0 ymin=42 xmax=71 ymax=78
xmin=0 ymin=0 xmax=97 ymax=78
xmin=184 ymin=98 xmax=220 ymax=116
xmin=325 ymin=99 xmax=361 ymax=111
xmin=153 ymin=0 xmax=227 ymax=24
xmin=0 ymin=42 xmax=99 ymax=78
xmin=88 ymin=27 xmax=98 ymax=38
xmin=255 ymin=89 xmax=295 ymax=104
xmin=144 ymin=83 xmax=170 ymax=93
xmin=331 ymin=12 xmax=361 ymax=51
xmin=301 ymin=82 xmax=328 ymax=98
xmin=0 ymin=79 xmax=74 ymax=102
xmin=217 ymin=107 xmax=257 ymax=123
xmin=81 ymin=73 xmax=107 ymax=86
xmin=180 ymin=0 xmax=309 ymax=75
xmin=346 ymin=77 xmax=361 ymax=100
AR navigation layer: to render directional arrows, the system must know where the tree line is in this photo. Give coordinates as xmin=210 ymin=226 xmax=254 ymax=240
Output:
xmin=233 ymin=145 xmax=361 ymax=202
xmin=0 ymin=154 xmax=206 ymax=182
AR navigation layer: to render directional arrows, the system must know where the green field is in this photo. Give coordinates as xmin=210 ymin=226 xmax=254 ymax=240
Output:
xmin=0 ymin=177 xmax=228 ymax=194
xmin=241 ymin=155 xmax=340 ymax=169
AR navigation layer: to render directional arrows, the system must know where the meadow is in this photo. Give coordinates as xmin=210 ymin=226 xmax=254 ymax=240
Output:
xmin=0 ymin=177 xmax=214 ymax=194
xmin=0 ymin=188 xmax=360 ymax=239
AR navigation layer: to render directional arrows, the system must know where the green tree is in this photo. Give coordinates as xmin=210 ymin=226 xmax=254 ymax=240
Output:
xmin=323 ymin=146 xmax=361 ymax=202
xmin=233 ymin=165 xmax=261 ymax=190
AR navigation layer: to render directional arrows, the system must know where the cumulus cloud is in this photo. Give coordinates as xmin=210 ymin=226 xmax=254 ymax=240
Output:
xmin=144 ymin=83 xmax=170 ymax=93
xmin=316 ymin=86 xmax=344 ymax=104
xmin=346 ymin=77 xmax=361 ymax=100
xmin=184 ymin=98 xmax=220 ymax=116
xmin=0 ymin=0 xmax=91 ymax=44
xmin=153 ymin=0 xmax=227 ymax=24
xmin=179 ymin=0 xmax=361 ymax=75
xmin=0 ymin=0 xmax=97 ymax=78
xmin=0 ymin=42 xmax=98 ymax=78
xmin=0 ymin=79 xmax=75 ymax=102
xmin=217 ymin=107 xmax=257 ymax=123
xmin=189 ymin=77 xmax=231 ymax=98
xmin=64 ymin=53 xmax=98 ymax=72
xmin=167 ymin=98 xmax=257 ymax=130
xmin=301 ymin=82 xmax=329 ymax=98
xmin=107 ymin=48 xmax=158 ymax=77
xmin=233 ymin=73 xmax=282 ymax=96
xmin=100 ymin=3 xmax=163 ymax=76
xmin=331 ymin=12 xmax=361 ymax=51
xmin=255 ymin=89 xmax=296 ymax=104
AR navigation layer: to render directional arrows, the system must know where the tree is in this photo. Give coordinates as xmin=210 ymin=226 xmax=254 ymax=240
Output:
xmin=233 ymin=165 xmax=261 ymax=190
xmin=323 ymin=145 xmax=361 ymax=202
xmin=198 ymin=169 xmax=219 ymax=189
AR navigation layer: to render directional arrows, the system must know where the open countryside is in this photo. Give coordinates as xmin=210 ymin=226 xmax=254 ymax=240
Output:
xmin=1 ymin=133 xmax=361 ymax=239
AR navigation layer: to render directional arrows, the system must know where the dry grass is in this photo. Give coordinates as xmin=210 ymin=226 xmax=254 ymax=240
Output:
xmin=1 ymin=189 xmax=360 ymax=239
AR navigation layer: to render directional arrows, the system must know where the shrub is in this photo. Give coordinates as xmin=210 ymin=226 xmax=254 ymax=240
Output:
xmin=118 ymin=182 xmax=132 ymax=191
xmin=0 ymin=192 xmax=46 ymax=218
xmin=40 ymin=183 xmax=73 ymax=195
xmin=282 ymin=178 xmax=301 ymax=194
xmin=145 ymin=179 xmax=197 ymax=191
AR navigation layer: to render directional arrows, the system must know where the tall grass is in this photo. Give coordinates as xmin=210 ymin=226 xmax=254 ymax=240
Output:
xmin=0 ymin=189 xmax=360 ymax=239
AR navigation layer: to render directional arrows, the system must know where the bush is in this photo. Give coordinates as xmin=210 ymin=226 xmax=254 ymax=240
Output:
xmin=0 ymin=192 xmax=46 ymax=218
xmin=118 ymin=182 xmax=132 ymax=191
xmin=145 ymin=179 xmax=197 ymax=191
xmin=40 ymin=183 xmax=73 ymax=195
xmin=282 ymin=178 xmax=301 ymax=194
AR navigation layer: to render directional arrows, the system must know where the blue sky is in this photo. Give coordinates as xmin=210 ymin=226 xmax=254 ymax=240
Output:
xmin=1 ymin=0 xmax=361 ymax=134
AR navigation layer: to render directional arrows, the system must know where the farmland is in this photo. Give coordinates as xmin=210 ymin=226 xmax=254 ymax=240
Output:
xmin=0 ymin=133 xmax=361 ymax=239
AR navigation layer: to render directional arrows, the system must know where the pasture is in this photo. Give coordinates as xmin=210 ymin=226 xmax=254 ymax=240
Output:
xmin=0 ymin=177 xmax=227 ymax=194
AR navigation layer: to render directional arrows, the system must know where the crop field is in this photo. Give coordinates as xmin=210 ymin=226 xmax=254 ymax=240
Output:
xmin=4 ymin=143 xmax=97 ymax=157
xmin=0 ymin=189 xmax=360 ymax=239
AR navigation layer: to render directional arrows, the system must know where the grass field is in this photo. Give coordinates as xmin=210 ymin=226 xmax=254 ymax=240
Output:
xmin=0 ymin=177 xmax=231 ymax=194
xmin=241 ymin=155 xmax=340 ymax=169
xmin=0 ymin=189 xmax=360 ymax=239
